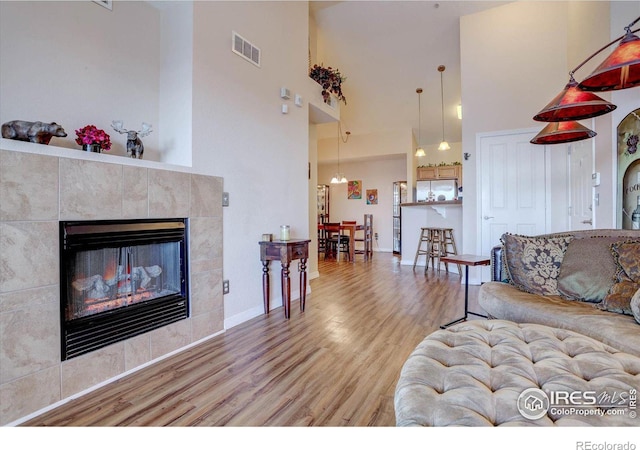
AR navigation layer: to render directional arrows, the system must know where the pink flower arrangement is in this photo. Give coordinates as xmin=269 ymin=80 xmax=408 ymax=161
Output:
xmin=75 ymin=125 xmax=111 ymax=151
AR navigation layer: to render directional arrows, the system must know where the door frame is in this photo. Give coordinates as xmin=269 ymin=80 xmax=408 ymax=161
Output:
xmin=567 ymin=139 xmax=596 ymax=231
xmin=475 ymin=127 xmax=552 ymax=281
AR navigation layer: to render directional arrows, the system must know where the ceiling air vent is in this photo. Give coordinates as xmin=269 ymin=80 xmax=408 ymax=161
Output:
xmin=232 ymin=31 xmax=261 ymax=67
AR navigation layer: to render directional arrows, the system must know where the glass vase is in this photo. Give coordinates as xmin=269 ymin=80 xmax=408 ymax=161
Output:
xmin=82 ymin=144 xmax=101 ymax=153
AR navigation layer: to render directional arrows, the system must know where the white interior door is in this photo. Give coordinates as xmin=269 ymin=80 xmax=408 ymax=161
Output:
xmin=568 ymin=140 xmax=594 ymax=230
xmin=479 ymin=130 xmax=548 ymax=281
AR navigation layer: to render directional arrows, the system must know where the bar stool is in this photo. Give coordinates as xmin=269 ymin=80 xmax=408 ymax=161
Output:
xmin=413 ymin=227 xmax=462 ymax=274
xmin=434 ymin=228 xmax=462 ymax=274
xmin=413 ymin=227 xmax=436 ymax=271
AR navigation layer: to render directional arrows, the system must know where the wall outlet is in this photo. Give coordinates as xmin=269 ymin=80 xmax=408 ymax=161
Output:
xmin=223 ymin=280 xmax=230 ymax=295
xmin=374 ymin=232 xmax=379 ymax=240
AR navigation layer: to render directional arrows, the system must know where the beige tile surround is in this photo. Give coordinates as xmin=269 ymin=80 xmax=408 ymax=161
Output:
xmin=0 ymin=147 xmax=224 ymax=425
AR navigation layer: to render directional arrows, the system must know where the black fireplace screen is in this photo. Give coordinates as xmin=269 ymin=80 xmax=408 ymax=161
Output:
xmin=60 ymin=219 xmax=189 ymax=360
xmin=66 ymin=241 xmax=181 ymax=320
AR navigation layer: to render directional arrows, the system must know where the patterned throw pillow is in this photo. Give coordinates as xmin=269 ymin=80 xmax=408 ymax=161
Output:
xmin=501 ymin=233 xmax=573 ymax=296
xmin=600 ymin=241 xmax=640 ymax=316
xmin=599 ymin=280 xmax=638 ymax=315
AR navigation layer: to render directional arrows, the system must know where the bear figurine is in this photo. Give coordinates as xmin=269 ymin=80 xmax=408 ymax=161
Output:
xmin=1 ymin=120 xmax=67 ymax=145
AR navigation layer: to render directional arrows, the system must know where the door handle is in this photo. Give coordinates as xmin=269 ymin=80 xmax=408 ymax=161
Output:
xmin=581 ymin=219 xmax=593 ymax=225
xmin=483 ymin=216 xmax=494 ymax=220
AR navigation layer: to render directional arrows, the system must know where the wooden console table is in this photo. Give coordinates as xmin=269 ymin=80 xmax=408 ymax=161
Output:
xmin=259 ymin=239 xmax=311 ymax=319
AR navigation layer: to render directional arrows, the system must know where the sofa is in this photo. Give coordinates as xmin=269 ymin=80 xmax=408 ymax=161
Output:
xmin=479 ymin=229 xmax=640 ymax=357
xmin=394 ymin=229 xmax=640 ymax=426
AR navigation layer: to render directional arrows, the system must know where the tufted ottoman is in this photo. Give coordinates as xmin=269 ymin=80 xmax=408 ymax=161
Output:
xmin=394 ymin=320 xmax=640 ymax=426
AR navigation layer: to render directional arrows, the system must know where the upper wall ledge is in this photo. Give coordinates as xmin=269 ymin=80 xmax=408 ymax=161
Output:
xmin=1 ymin=138 xmax=197 ymax=175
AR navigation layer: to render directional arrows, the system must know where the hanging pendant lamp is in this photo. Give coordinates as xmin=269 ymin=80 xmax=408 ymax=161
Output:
xmin=415 ymin=88 xmax=426 ymax=157
xmin=437 ymin=65 xmax=450 ymax=151
xmin=531 ymin=16 xmax=638 ymax=144
xmin=330 ymin=123 xmax=348 ymax=184
xmin=578 ymin=19 xmax=640 ymax=92
xmin=533 ymin=76 xmax=616 ymax=122
xmin=530 ymin=121 xmax=596 ymax=145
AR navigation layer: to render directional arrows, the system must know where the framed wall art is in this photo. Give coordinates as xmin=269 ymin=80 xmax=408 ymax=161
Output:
xmin=347 ymin=180 xmax=362 ymax=200
xmin=366 ymin=189 xmax=378 ymax=205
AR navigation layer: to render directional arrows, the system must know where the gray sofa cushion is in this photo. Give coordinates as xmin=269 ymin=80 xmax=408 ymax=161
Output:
xmin=557 ymin=236 xmax=621 ymax=302
xmin=478 ymin=281 xmax=640 ymax=357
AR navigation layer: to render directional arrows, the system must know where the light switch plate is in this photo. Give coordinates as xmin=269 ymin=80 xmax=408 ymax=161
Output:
xmin=222 ymin=192 xmax=229 ymax=207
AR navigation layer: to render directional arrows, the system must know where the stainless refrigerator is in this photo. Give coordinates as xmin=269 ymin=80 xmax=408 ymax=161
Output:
xmin=393 ymin=181 xmax=407 ymax=254
xmin=416 ymin=179 xmax=458 ymax=202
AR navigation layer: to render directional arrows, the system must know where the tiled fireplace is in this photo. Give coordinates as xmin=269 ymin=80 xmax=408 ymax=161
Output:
xmin=0 ymin=142 xmax=224 ymax=425
xmin=60 ymin=218 xmax=190 ymax=360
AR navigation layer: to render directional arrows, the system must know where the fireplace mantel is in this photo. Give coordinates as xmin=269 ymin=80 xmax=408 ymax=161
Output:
xmin=1 ymin=138 xmax=195 ymax=174
xmin=0 ymin=142 xmax=224 ymax=426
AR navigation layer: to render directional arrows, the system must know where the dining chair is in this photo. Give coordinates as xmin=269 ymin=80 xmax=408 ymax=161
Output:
xmin=324 ymin=223 xmax=350 ymax=261
xmin=318 ymin=215 xmax=328 ymax=253
xmin=343 ymin=220 xmax=363 ymax=257
xmin=360 ymin=214 xmax=373 ymax=260
xmin=340 ymin=221 xmax=357 ymax=257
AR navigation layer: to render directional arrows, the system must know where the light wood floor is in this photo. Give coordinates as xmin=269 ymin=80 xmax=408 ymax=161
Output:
xmin=23 ymin=252 xmax=482 ymax=426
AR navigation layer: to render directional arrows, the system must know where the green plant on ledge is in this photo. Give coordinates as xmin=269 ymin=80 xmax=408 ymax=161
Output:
xmin=418 ymin=161 xmax=461 ymax=168
xmin=309 ymin=64 xmax=347 ymax=105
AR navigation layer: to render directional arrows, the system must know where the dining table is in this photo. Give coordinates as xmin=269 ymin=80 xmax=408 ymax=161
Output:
xmin=318 ymin=222 xmax=364 ymax=262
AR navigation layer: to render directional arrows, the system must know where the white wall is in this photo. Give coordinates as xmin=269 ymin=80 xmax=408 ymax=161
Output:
xmin=158 ymin=1 xmax=193 ymax=167
xmin=0 ymin=1 xmax=162 ymax=160
xmin=190 ymin=1 xmax=311 ymax=327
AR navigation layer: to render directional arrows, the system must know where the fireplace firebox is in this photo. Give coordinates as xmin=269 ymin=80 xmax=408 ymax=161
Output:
xmin=60 ymin=218 xmax=189 ymax=360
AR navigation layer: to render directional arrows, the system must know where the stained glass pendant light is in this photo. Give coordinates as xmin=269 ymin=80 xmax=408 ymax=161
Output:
xmin=531 ymin=16 xmax=639 ymax=144
xmin=579 ymin=18 xmax=640 ymax=92
xmin=415 ymin=88 xmax=426 ymax=157
xmin=533 ymin=76 xmax=616 ymax=122
xmin=530 ymin=121 xmax=596 ymax=145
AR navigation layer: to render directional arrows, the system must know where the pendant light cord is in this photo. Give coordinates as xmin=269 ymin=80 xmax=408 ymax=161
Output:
xmin=337 ymin=122 xmax=341 ymax=173
xmin=439 ymin=66 xmax=446 ymax=142
xmin=338 ymin=122 xmax=350 ymax=143
xmin=335 ymin=122 xmax=350 ymax=174
xmin=418 ymin=89 xmax=422 ymax=144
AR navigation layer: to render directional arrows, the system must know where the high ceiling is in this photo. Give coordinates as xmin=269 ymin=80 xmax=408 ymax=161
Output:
xmin=311 ymin=1 xmax=509 ymax=147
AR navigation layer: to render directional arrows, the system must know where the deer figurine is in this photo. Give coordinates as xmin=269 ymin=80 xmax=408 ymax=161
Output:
xmin=111 ymin=121 xmax=153 ymax=159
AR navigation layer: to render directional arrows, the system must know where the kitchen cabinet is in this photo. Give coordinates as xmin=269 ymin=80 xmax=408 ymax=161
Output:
xmin=417 ymin=165 xmax=461 ymax=181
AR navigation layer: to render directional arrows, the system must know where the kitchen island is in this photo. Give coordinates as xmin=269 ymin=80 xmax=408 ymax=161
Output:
xmin=400 ymin=200 xmax=462 ymax=273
